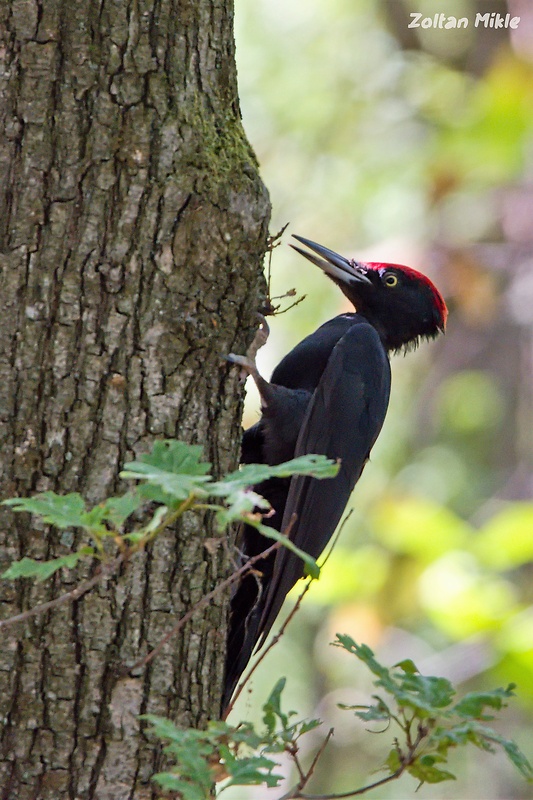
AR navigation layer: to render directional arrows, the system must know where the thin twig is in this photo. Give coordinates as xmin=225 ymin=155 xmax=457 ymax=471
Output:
xmin=0 ymin=555 xmax=124 ymax=629
xmin=264 ymin=223 xmax=289 ymax=311
xmin=306 ymin=728 xmax=334 ymax=777
xmin=272 ymin=292 xmax=308 ymax=315
xmin=223 ymin=577 xmax=312 ymax=719
xmin=288 ymin=765 xmax=405 ymax=799
xmin=291 ymin=749 xmax=308 ymax=784
xmin=0 ymin=494 xmax=196 ymax=631
xmin=282 ymin=724 xmax=427 ymax=799
xmin=264 ymin=223 xmax=307 ymax=317
xmin=277 ymin=729 xmax=334 ymax=800
xmin=125 ymin=539 xmax=284 ymax=676
xmin=224 ymin=509 xmax=353 ymax=718
xmin=320 ymin=508 xmax=353 ymax=568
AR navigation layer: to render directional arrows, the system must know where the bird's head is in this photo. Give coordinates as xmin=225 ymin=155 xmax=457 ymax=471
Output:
xmin=291 ymin=235 xmax=447 ymax=352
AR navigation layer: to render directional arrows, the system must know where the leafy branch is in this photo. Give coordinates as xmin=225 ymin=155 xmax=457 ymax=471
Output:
xmin=2 ymin=441 xmax=531 ymax=798
xmin=143 ymin=678 xmax=322 ymax=799
xmin=146 ymin=636 xmax=532 ymax=799
xmin=325 ymin=635 xmax=533 ymax=793
xmin=1 ymin=440 xmax=339 ymax=630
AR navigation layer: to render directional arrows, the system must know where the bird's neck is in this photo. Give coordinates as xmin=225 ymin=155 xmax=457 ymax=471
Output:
xmin=358 ymin=311 xmax=417 ymax=353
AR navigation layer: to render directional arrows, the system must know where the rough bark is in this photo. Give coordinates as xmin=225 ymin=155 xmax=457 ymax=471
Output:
xmin=0 ymin=1 xmax=270 ymax=797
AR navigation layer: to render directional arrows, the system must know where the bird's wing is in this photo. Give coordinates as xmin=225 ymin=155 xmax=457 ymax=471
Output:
xmin=257 ymin=322 xmax=391 ymax=644
xmin=241 ymin=421 xmax=265 ymax=463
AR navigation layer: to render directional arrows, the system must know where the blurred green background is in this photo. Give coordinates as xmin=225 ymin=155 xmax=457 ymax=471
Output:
xmin=225 ymin=0 xmax=533 ymax=797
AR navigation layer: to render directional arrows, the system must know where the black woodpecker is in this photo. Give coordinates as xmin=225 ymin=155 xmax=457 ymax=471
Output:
xmin=223 ymin=235 xmax=448 ymax=712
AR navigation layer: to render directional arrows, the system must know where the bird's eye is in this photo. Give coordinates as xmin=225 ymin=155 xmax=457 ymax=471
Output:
xmin=384 ymin=273 xmax=398 ymax=287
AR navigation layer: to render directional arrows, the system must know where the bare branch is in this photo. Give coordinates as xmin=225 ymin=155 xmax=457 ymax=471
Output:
xmin=287 ymin=765 xmax=405 ymax=799
xmin=125 ymin=539 xmax=284 ymax=676
xmin=0 ymin=555 xmax=124 ymax=629
xmin=223 ymin=578 xmax=312 ymax=717
xmin=273 ymin=292 xmax=308 ymax=315
xmin=224 ymin=510 xmax=352 ymax=718
xmin=277 ymin=729 xmax=334 ymax=800
xmin=304 ymin=728 xmax=334 ymax=781
xmin=262 ymin=223 xmax=299 ymax=316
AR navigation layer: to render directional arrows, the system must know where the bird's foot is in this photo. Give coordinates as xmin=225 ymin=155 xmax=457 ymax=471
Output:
xmin=226 ymin=350 xmax=272 ymax=405
xmin=227 ymin=333 xmax=276 ymax=410
xmin=246 ymin=313 xmax=270 ymax=362
xmin=225 ymin=352 xmax=259 ymax=381
xmin=225 ymin=314 xmax=270 ymax=384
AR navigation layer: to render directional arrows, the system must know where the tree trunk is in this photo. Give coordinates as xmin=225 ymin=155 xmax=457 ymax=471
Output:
xmin=0 ymin=1 xmax=270 ymax=797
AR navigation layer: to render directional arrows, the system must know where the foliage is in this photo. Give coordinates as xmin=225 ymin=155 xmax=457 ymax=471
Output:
xmin=2 ymin=445 xmax=531 ymax=798
xmin=236 ymin=1 xmax=533 ymax=795
xmin=2 ymin=440 xmax=338 ymax=584
xmin=334 ymin=635 xmax=533 ymax=788
xmin=143 ymin=679 xmax=320 ymax=798
xmin=143 ymin=637 xmax=532 ymax=798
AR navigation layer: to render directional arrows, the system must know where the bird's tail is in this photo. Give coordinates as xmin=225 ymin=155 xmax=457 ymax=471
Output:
xmin=222 ymin=571 xmax=265 ymax=713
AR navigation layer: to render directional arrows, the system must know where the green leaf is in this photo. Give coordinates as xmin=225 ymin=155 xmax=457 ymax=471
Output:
xmin=127 ymin=439 xmax=211 ymax=477
xmin=142 ymin=715 xmax=215 ymax=796
xmin=143 ymin=711 xmax=290 ymax=795
xmin=333 ymin=637 xmax=455 ymax=716
xmin=394 ymin=672 xmax=455 ymax=715
xmin=211 ymin=454 xmax=338 ymax=530
xmin=223 ymin=754 xmax=283 ymax=788
xmin=350 ymin=698 xmax=391 ymax=723
xmin=2 ymin=549 xmax=91 ymax=581
xmin=431 ymin=720 xmax=493 ymax=753
xmin=253 ymin=521 xmax=320 ymax=579
xmin=333 ymin=637 xmax=394 ymax=686
xmin=230 ymin=722 xmax=264 ymax=749
xmin=3 ymin=492 xmax=86 ymax=528
xmin=78 ymin=505 xmax=108 ymax=530
xmin=395 ymin=659 xmax=419 ymax=674
xmin=430 ymin=719 xmax=533 ymax=780
xmin=121 ymin=440 xmax=212 ymax=501
xmin=334 ymin=632 xmax=359 ymax=653
xmin=452 ymin=685 xmax=515 ymax=720
xmin=101 ymin=492 xmax=144 ymax=528
xmin=299 ymin=718 xmax=322 ymax=735
xmin=134 ymin=482 xmax=178 ymax=508
xmin=497 ymin=735 xmax=533 ymax=780
xmin=216 ymin=454 xmax=339 ymax=492
xmin=214 ymin=488 xmax=270 ymax=529
xmin=141 ymin=714 xmax=184 ymax=742
xmin=385 ymin=748 xmax=402 ymax=773
xmin=263 ymin=678 xmax=287 ymax=734
xmin=408 ymin=757 xmax=456 ymax=784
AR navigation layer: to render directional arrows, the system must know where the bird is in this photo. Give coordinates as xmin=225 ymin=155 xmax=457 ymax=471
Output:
xmin=223 ymin=235 xmax=447 ymax=712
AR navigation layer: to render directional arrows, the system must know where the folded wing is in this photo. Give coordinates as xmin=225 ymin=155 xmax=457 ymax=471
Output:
xmin=257 ymin=322 xmax=391 ymax=644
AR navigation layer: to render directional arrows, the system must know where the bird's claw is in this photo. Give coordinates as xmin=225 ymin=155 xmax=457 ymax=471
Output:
xmin=226 ymin=353 xmax=255 ymax=372
xmin=246 ymin=314 xmax=270 ymax=362
xmin=225 ymin=352 xmax=259 ymax=384
xmin=225 ymin=314 xmax=270 ymax=383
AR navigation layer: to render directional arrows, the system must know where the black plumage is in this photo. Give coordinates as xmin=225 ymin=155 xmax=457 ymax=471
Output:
xmin=223 ymin=235 xmax=447 ymax=711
